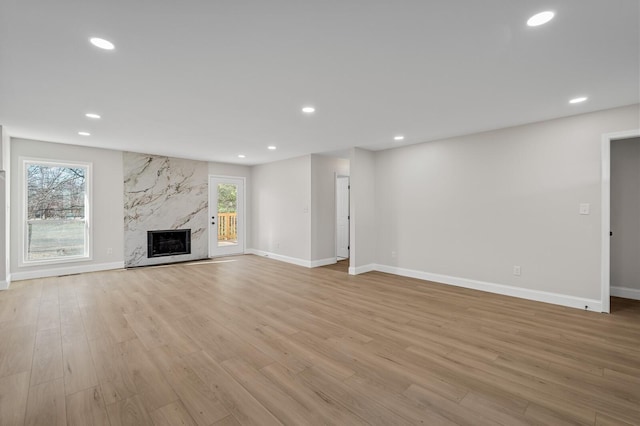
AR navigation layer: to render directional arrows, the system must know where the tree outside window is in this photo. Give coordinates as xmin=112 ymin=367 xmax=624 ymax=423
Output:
xmin=217 ymin=183 xmax=237 ymax=213
xmin=24 ymin=160 xmax=91 ymax=262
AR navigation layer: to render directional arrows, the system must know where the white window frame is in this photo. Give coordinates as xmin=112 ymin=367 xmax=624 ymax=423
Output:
xmin=20 ymin=157 xmax=93 ymax=266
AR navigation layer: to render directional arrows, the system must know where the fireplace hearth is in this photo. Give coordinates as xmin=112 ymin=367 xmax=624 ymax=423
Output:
xmin=147 ymin=229 xmax=191 ymax=257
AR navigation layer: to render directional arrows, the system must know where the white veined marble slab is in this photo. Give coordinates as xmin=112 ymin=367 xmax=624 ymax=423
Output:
xmin=123 ymin=152 xmax=208 ymax=267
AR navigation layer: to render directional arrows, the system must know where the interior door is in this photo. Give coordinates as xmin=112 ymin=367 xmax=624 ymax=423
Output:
xmin=336 ymin=175 xmax=350 ymax=259
xmin=209 ymin=176 xmax=244 ymax=257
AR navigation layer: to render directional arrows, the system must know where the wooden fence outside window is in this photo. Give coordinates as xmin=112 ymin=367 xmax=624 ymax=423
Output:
xmin=218 ymin=212 xmax=237 ymax=241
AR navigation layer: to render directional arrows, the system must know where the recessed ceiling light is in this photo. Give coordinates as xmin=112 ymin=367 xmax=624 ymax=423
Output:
xmin=527 ymin=11 xmax=555 ymax=27
xmin=238 ymin=154 xmax=246 ymax=158
xmin=267 ymin=146 xmax=277 ymax=150
xmin=78 ymin=131 xmax=91 ymax=136
xmin=89 ymin=37 xmax=115 ymax=50
xmin=302 ymin=106 xmax=315 ymax=114
xmin=85 ymin=113 xmax=101 ymax=119
xmin=394 ymin=135 xmax=405 ymax=141
xmin=569 ymin=96 xmax=588 ymax=104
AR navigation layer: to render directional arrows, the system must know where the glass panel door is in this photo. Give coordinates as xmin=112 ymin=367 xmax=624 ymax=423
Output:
xmin=209 ymin=176 xmax=244 ymax=257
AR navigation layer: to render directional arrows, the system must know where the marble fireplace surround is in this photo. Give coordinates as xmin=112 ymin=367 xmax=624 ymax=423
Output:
xmin=123 ymin=152 xmax=208 ymax=267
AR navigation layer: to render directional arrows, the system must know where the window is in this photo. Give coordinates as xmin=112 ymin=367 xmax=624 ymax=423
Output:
xmin=23 ymin=159 xmax=91 ymax=264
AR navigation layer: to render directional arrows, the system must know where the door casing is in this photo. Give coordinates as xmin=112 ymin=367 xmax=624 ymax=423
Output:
xmin=600 ymin=129 xmax=640 ymax=313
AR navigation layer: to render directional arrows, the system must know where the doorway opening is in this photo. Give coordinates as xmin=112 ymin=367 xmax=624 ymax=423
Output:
xmin=336 ymin=175 xmax=350 ymax=260
xmin=333 ymin=175 xmax=350 ymax=272
xmin=600 ymin=129 xmax=640 ymax=313
xmin=209 ymin=176 xmax=245 ymax=257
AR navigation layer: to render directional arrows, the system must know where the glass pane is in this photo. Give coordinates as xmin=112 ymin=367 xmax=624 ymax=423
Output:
xmin=26 ymin=163 xmax=88 ymax=261
xmin=27 ymin=164 xmax=86 ymax=220
xmin=217 ymin=183 xmax=238 ymax=247
xmin=27 ymin=220 xmax=86 ymax=260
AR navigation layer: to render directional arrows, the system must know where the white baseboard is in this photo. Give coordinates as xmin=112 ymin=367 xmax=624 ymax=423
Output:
xmin=373 ymin=264 xmax=602 ymax=313
xmin=246 ymin=250 xmax=338 ymax=269
xmin=10 ymin=261 xmax=125 ymax=281
xmin=0 ymin=280 xmax=8 ymax=290
xmin=246 ymin=249 xmax=311 ymax=268
xmin=611 ymin=286 xmax=640 ymax=301
xmin=349 ymin=263 xmax=375 ymax=275
xmin=310 ymin=257 xmax=337 ymax=268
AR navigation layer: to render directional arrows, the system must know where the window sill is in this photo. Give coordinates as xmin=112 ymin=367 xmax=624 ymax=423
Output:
xmin=19 ymin=255 xmax=93 ymax=268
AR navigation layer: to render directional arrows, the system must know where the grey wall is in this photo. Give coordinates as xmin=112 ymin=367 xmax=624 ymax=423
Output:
xmin=310 ymin=154 xmax=350 ymax=261
xmin=10 ymin=138 xmax=124 ymax=276
xmin=250 ymin=155 xmax=312 ymax=260
xmin=611 ymin=137 xmax=640 ymax=291
xmin=0 ymin=127 xmax=8 ymax=288
xmin=374 ymin=104 xmax=639 ymax=301
xmin=208 ymin=161 xmax=252 ymax=178
xmin=350 ymin=148 xmax=376 ymax=271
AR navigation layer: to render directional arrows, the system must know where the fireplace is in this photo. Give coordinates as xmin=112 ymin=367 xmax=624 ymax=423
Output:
xmin=147 ymin=229 xmax=191 ymax=258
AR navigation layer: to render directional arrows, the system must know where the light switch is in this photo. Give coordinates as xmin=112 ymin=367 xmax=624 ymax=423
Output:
xmin=579 ymin=203 xmax=590 ymax=215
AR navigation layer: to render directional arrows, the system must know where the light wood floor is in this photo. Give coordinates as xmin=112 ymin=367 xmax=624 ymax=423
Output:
xmin=1 ymin=255 xmax=639 ymax=426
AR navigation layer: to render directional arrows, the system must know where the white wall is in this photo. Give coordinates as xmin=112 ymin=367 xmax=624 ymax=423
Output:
xmin=250 ymin=155 xmax=312 ymax=263
xmin=310 ymin=154 xmax=350 ymax=262
xmin=373 ymin=105 xmax=639 ymax=307
xmin=349 ymin=148 xmax=376 ymax=273
xmin=610 ymin=137 xmax=640 ymax=293
xmin=209 ymin=161 xmax=252 ymax=247
xmin=10 ymin=138 xmax=124 ymax=280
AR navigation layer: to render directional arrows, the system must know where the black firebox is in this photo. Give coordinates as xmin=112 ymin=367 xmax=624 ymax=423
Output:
xmin=147 ymin=229 xmax=191 ymax=258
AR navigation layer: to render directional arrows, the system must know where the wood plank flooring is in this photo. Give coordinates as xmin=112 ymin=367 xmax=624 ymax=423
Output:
xmin=0 ymin=254 xmax=639 ymax=425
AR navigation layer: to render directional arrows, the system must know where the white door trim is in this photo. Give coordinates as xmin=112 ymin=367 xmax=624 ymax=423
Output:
xmin=209 ymin=175 xmax=246 ymax=257
xmin=601 ymin=129 xmax=640 ymax=313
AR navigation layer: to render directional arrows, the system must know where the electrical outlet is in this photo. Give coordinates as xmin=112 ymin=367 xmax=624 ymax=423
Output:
xmin=106 ymin=247 xmax=113 ymax=255
xmin=391 ymin=251 xmax=397 ymax=258
xmin=513 ymin=265 xmax=521 ymax=276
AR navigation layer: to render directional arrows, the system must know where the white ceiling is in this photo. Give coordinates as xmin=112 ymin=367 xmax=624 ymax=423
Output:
xmin=1 ymin=1 xmax=638 ymax=165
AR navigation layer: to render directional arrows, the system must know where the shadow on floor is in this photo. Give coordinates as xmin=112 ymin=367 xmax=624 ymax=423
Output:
xmin=610 ymin=296 xmax=640 ymax=315
xmin=321 ymin=259 xmax=349 ymax=273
